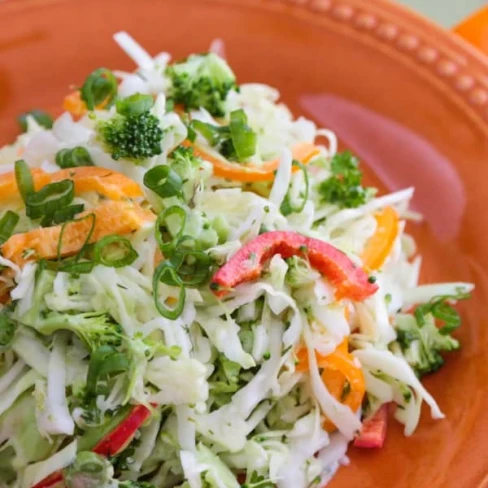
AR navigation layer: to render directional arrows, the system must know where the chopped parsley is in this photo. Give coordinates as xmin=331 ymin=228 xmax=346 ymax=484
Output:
xmin=319 ymin=151 xmax=372 ymax=208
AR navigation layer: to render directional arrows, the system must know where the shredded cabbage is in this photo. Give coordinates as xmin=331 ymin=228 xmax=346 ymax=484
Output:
xmin=0 ymin=30 xmax=475 ymax=488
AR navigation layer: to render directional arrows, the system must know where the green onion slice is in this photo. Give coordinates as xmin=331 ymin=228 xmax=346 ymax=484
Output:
xmin=55 ymin=147 xmax=93 ymax=169
xmin=280 ymin=161 xmax=310 ymax=216
xmin=40 ymin=204 xmax=85 ymax=227
xmin=229 ymin=109 xmax=256 ymax=161
xmin=58 ymin=260 xmax=95 ymax=275
xmin=144 ymin=165 xmax=183 ymax=199
xmin=153 ymin=262 xmax=186 ymax=320
xmin=186 ymin=123 xmax=197 ymax=143
xmin=0 ymin=211 xmax=19 ymax=245
xmin=170 ymin=250 xmax=210 ymax=286
xmin=116 ymin=93 xmax=154 ymax=117
xmin=86 ymin=345 xmax=130 ymax=396
xmin=93 ymin=235 xmax=138 ymax=268
xmin=80 ymin=68 xmax=118 ymax=110
xmin=57 ymin=213 xmax=96 ymax=263
xmin=155 ymin=206 xmax=186 ymax=255
xmin=53 ymin=204 xmax=85 ymax=224
xmin=26 ymin=180 xmax=75 ymax=219
xmin=14 ymin=159 xmax=34 ymax=204
xmin=165 ymin=98 xmax=175 ymax=113
xmin=18 ymin=110 xmax=53 ymax=132
xmin=189 ymin=120 xmax=219 ymax=146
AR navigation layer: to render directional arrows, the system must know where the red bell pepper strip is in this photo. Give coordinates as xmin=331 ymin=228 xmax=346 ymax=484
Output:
xmin=32 ymin=404 xmax=152 ymax=488
xmin=353 ymin=404 xmax=389 ymax=449
xmin=210 ymin=231 xmax=377 ymax=301
xmin=31 ymin=471 xmax=64 ymax=488
xmin=92 ymin=404 xmax=152 ymax=456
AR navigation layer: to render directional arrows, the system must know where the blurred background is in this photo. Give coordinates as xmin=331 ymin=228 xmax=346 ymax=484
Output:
xmin=399 ymin=0 xmax=485 ymax=27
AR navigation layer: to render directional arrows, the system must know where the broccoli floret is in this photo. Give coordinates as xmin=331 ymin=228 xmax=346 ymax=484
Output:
xmin=169 ymin=145 xmax=201 ymax=168
xmin=98 ymin=112 xmax=163 ymax=162
xmin=32 ymin=311 xmax=122 ymax=352
xmin=285 ymin=255 xmax=318 ymax=287
xmin=16 ymin=268 xmax=122 ymax=350
xmin=392 ymin=314 xmax=460 ymax=377
xmin=168 ymin=146 xmax=208 ymax=201
xmin=166 ymin=53 xmax=237 ymax=117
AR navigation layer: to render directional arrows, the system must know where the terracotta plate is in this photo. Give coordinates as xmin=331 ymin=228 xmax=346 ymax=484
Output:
xmin=1 ymin=0 xmax=488 ymax=487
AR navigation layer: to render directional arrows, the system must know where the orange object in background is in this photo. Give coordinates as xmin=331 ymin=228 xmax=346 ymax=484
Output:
xmin=453 ymin=6 xmax=488 ymax=55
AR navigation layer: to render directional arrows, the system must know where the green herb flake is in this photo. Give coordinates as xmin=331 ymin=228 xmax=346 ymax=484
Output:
xmin=319 ymin=151 xmax=372 ymax=208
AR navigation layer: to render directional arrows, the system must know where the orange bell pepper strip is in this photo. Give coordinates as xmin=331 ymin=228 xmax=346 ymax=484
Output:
xmin=1 ymin=201 xmax=155 ymax=267
xmin=0 ymin=169 xmax=51 ymax=197
xmin=295 ymin=338 xmax=349 ymax=372
xmin=0 ymin=166 xmax=143 ymax=203
xmin=295 ymin=339 xmax=366 ymax=432
xmin=50 ymin=167 xmax=143 ymax=201
xmin=63 ymin=90 xmax=109 ymax=119
xmin=184 ymin=141 xmax=321 ymax=183
xmin=63 ymin=91 xmax=87 ymax=119
xmin=361 ymin=206 xmax=399 ymax=271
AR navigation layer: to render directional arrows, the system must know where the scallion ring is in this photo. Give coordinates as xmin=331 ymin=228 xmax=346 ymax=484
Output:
xmin=41 ymin=204 xmax=85 ymax=227
xmin=26 ymin=180 xmax=75 ymax=219
xmin=17 ymin=110 xmax=53 ymax=132
xmin=165 ymin=98 xmax=175 ymax=113
xmin=116 ymin=93 xmax=154 ymax=117
xmin=155 ymin=206 xmax=187 ymax=255
xmin=93 ymin=235 xmax=138 ymax=268
xmin=144 ymin=165 xmax=183 ymax=199
xmin=175 ymin=235 xmax=199 ymax=252
xmin=280 ymin=160 xmax=310 ymax=216
xmin=14 ymin=159 xmax=34 ymax=204
xmin=189 ymin=120 xmax=220 ymax=146
xmin=57 ymin=213 xmax=96 ymax=263
xmin=58 ymin=260 xmax=95 ymax=275
xmin=153 ymin=262 xmax=186 ymax=320
xmin=52 ymin=204 xmax=85 ymax=224
xmin=55 ymin=147 xmax=93 ymax=169
xmin=229 ymin=108 xmax=256 ymax=161
xmin=0 ymin=211 xmax=19 ymax=245
xmin=170 ymin=249 xmax=211 ymax=286
xmin=80 ymin=68 xmax=118 ymax=110
xmin=186 ymin=123 xmax=197 ymax=143
xmin=86 ymin=345 xmax=130 ymax=396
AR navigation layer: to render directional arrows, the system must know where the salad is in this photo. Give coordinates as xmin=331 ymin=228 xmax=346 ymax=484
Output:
xmin=0 ymin=31 xmax=474 ymax=488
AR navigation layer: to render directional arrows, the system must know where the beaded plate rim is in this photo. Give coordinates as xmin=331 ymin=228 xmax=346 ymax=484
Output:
xmin=205 ymin=0 xmax=488 ymax=128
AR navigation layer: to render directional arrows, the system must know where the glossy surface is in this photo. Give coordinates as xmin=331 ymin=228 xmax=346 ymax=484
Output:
xmin=1 ymin=0 xmax=488 ymax=486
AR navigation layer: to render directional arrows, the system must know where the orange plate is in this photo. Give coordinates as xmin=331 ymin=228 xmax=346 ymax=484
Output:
xmin=1 ymin=1 xmax=488 ymax=487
